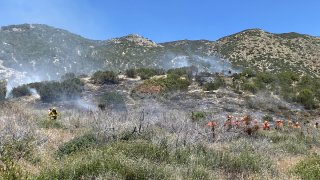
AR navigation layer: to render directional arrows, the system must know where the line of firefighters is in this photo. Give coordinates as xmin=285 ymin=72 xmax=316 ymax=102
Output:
xmin=207 ymin=114 xmax=319 ymax=138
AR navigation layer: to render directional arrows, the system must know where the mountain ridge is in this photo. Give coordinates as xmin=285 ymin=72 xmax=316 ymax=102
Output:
xmin=0 ymin=23 xmax=319 ymax=87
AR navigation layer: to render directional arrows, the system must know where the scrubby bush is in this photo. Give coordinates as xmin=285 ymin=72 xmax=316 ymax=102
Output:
xmin=241 ymin=68 xmax=256 ymax=78
xmin=0 ymin=80 xmax=6 ymax=101
xmin=256 ymin=72 xmax=275 ymax=84
xmin=262 ymin=115 xmax=273 ymax=122
xmin=236 ymin=69 xmax=320 ymax=109
xmin=91 ymin=70 xmax=119 ymax=84
xmin=296 ymin=88 xmax=316 ymax=109
xmin=57 ymin=133 xmax=99 ymax=157
xmin=243 ymin=82 xmax=258 ymax=94
xmin=191 ymin=111 xmax=207 ymax=122
xmin=11 ymin=85 xmax=31 ymax=97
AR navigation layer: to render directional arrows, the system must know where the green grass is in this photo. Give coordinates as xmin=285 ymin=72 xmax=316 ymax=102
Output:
xmin=293 ymin=155 xmax=320 ymax=180
xmin=35 ymin=138 xmax=274 ymax=179
xmin=56 ymin=133 xmax=100 ymax=158
xmin=37 ymin=119 xmax=65 ymax=129
xmin=257 ymin=130 xmax=313 ymax=155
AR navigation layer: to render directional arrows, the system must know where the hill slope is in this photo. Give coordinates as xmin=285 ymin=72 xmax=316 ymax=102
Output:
xmin=0 ymin=24 xmax=319 ymax=85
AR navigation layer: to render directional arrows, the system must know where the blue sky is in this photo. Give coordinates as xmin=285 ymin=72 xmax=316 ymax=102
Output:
xmin=0 ymin=0 xmax=319 ymax=42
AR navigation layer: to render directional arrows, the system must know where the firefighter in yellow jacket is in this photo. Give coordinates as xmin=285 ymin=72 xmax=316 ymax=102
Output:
xmin=48 ymin=108 xmax=58 ymax=120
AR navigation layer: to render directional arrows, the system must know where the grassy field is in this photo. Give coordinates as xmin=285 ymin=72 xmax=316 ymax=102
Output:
xmin=0 ymin=100 xmax=319 ymax=180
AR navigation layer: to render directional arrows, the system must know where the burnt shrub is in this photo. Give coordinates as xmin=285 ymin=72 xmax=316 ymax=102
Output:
xmin=91 ymin=70 xmax=119 ymax=84
xmin=125 ymin=68 xmax=137 ymax=78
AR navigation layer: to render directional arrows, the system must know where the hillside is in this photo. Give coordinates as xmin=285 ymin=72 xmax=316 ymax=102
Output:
xmin=216 ymin=29 xmax=320 ymax=76
xmin=0 ymin=24 xmax=319 ymax=87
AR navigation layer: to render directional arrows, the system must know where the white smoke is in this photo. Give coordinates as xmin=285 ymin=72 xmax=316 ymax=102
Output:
xmin=28 ymin=88 xmax=40 ymax=99
xmin=5 ymin=72 xmax=46 ymax=98
xmin=74 ymin=99 xmax=97 ymax=111
xmin=165 ymin=54 xmax=241 ymax=75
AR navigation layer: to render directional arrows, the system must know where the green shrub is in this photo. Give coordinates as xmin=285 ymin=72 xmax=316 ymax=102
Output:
xmin=256 ymin=72 xmax=276 ymax=84
xmin=241 ymin=68 xmax=256 ymax=78
xmin=262 ymin=115 xmax=273 ymax=122
xmin=296 ymin=88 xmax=316 ymax=109
xmin=91 ymin=70 xmax=119 ymax=84
xmin=277 ymin=71 xmax=299 ymax=85
xmin=191 ymin=111 xmax=207 ymax=122
xmin=293 ymin=155 xmax=320 ymax=180
xmin=11 ymin=85 xmax=31 ymax=97
xmin=57 ymin=133 xmax=99 ymax=157
xmin=30 ymin=78 xmax=84 ymax=102
xmin=243 ymin=82 xmax=258 ymax=93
